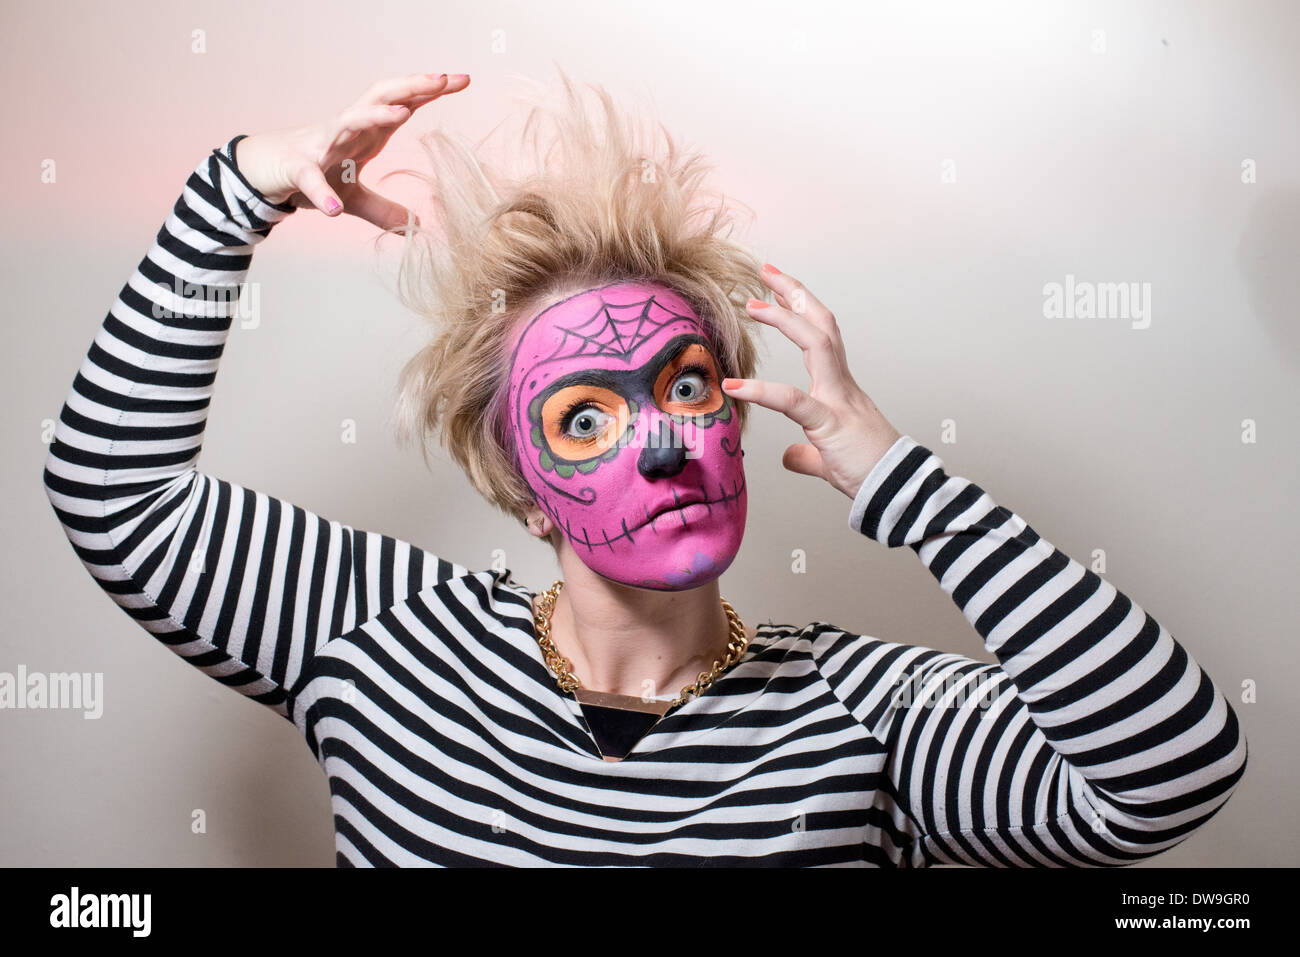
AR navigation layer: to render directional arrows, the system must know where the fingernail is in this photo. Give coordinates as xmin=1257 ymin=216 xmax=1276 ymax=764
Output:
xmin=762 ymin=263 xmax=781 ymax=274
xmin=326 ymin=198 xmax=342 ymax=214
xmin=390 ymin=104 xmax=407 ymax=112
xmin=452 ymin=73 xmax=469 ymax=81
xmin=746 ymin=298 xmax=765 ymax=309
xmin=722 ymin=378 xmax=742 ymax=390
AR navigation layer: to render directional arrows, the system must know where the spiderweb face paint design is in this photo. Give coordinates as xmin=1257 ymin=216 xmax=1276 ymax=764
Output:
xmin=506 ymin=280 xmax=748 ymax=590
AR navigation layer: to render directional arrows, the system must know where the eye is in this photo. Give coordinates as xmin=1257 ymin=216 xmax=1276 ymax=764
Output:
xmin=669 ymin=363 xmax=712 ymax=403
xmin=561 ymin=402 xmax=614 ymax=441
xmin=655 ymin=349 xmax=724 ymax=416
xmin=541 ymin=384 xmax=628 ymax=459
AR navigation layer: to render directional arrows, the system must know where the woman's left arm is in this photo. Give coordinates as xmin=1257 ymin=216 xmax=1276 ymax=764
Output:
xmin=840 ymin=434 xmax=1246 ymax=865
xmin=721 ymin=266 xmax=1248 ymax=866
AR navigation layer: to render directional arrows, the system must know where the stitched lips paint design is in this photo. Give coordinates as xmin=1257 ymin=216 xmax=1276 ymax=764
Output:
xmin=504 ymin=280 xmax=748 ymax=590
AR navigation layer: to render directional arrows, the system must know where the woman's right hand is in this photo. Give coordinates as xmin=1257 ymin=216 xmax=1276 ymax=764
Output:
xmin=234 ymin=72 xmax=470 ymax=231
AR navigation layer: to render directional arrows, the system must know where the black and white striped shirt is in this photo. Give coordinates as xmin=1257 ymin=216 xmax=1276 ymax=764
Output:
xmin=41 ymin=137 xmax=1248 ymax=866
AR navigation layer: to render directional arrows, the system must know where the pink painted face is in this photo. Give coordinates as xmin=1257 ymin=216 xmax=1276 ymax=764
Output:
xmin=504 ymin=280 xmax=748 ymax=590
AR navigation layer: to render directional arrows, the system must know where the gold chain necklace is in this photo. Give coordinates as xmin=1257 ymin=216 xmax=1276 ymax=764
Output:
xmin=531 ymin=579 xmax=750 ymax=761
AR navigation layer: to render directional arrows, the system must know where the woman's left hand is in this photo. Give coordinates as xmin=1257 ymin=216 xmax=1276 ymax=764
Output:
xmin=720 ymin=264 xmax=903 ymax=501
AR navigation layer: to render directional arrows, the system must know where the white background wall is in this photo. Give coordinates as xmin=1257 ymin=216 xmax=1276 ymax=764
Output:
xmin=2 ymin=0 xmax=1295 ymax=865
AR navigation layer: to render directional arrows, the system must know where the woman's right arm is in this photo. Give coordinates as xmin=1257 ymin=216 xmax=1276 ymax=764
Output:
xmin=42 ymin=74 xmax=473 ymax=720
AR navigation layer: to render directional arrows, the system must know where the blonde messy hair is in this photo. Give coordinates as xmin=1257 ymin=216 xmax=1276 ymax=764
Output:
xmin=389 ymin=69 xmax=767 ymax=532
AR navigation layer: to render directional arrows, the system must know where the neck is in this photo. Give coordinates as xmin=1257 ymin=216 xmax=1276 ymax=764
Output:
xmin=534 ymin=547 xmax=752 ymax=700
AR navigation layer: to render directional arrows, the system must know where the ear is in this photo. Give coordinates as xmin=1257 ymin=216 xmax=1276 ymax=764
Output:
xmin=523 ymin=505 xmax=555 ymax=539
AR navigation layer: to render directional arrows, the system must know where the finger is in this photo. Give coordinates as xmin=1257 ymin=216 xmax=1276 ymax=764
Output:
xmin=346 ymin=184 xmax=416 ymax=233
xmin=337 ymin=103 xmax=411 ymax=137
xmin=759 ymin=264 xmax=837 ymax=334
xmin=397 ymin=87 xmax=463 ymax=114
xmin=397 ymin=92 xmax=445 ymax=110
xmin=403 ymin=73 xmax=470 ymax=100
xmin=782 ymin=442 xmax=826 ymax=480
xmin=720 ymin=377 xmax=833 ymax=433
xmin=745 ymin=298 xmax=848 ymax=394
xmin=390 ymin=74 xmax=469 ymax=118
xmin=360 ymin=72 xmax=450 ymax=107
xmin=439 ymin=73 xmax=471 ymax=94
xmin=292 ymin=163 xmax=343 ymax=216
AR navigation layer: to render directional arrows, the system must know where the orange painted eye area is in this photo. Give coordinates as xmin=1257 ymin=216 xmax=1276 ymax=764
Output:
xmin=655 ymin=344 xmax=723 ymax=415
xmin=542 ymin=385 xmax=629 ymax=458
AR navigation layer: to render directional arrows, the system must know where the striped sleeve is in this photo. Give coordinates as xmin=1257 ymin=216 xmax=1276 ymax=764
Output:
xmin=41 ymin=136 xmax=470 ymax=720
xmin=819 ymin=434 xmax=1247 ymax=866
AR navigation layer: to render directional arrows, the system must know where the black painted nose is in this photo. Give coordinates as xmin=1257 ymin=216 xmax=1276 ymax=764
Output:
xmin=637 ymin=418 xmax=687 ymax=479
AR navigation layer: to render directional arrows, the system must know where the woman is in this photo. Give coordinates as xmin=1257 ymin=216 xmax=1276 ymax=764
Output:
xmin=42 ymin=70 xmax=1246 ymax=867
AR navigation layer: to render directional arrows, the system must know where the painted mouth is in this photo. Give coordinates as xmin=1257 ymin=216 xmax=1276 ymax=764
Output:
xmin=633 ymin=478 xmax=745 ymax=533
xmin=550 ymin=475 xmax=747 ymax=553
xmin=644 ymin=491 xmax=706 ymax=526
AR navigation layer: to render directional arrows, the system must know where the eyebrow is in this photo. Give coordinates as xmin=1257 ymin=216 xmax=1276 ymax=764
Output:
xmin=543 ymin=336 xmax=709 ymax=394
xmin=560 ymin=369 xmax=623 ymax=390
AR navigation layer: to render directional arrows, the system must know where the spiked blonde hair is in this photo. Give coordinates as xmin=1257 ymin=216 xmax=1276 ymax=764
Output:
xmin=389 ymin=70 xmax=766 ymax=535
